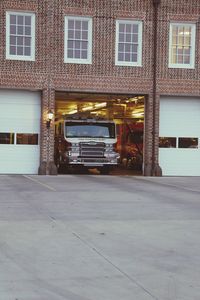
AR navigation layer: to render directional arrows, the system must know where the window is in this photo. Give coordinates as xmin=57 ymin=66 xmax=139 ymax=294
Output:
xmin=0 ymin=133 xmax=14 ymax=144
xmin=6 ymin=11 xmax=35 ymax=61
xmin=169 ymin=23 xmax=196 ymax=69
xmin=65 ymin=122 xmax=115 ymax=138
xmin=16 ymin=133 xmax=38 ymax=145
xmin=64 ymin=16 xmax=92 ymax=64
xmin=115 ymin=20 xmax=143 ymax=66
xmin=159 ymin=137 xmax=199 ymax=149
xmin=178 ymin=137 xmax=198 ymax=149
xmin=159 ymin=137 xmax=177 ymax=148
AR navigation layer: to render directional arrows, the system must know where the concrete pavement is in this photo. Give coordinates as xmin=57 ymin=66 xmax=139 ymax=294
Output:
xmin=0 ymin=174 xmax=200 ymax=300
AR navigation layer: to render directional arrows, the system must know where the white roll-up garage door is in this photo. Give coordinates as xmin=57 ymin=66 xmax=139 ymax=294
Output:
xmin=0 ymin=90 xmax=41 ymax=174
xmin=159 ymin=96 xmax=200 ymax=176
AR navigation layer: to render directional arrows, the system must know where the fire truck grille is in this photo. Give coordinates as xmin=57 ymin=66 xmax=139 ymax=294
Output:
xmin=80 ymin=142 xmax=105 ymax=157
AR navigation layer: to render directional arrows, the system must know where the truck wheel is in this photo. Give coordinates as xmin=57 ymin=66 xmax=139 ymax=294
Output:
xmin=126 ymin=158 xmax=133 ymax=169
xmin=100 ymin=167 xmax=110 ymax=175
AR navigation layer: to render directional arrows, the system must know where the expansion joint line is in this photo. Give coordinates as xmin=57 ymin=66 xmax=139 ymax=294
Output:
xmin=72 ymin=232 xmax=159 ymax=300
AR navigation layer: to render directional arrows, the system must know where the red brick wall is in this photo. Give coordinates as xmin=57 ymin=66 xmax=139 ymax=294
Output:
xmin=0 ymin=0 xmax=199 ymax=92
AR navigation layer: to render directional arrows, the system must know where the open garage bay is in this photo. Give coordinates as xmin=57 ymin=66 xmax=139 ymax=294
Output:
xmin=55 ymin=92 xmax=145 ymax=175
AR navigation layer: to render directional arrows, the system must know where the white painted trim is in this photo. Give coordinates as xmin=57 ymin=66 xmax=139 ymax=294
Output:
xmin=115 ymin=19 xmax=143 ymax=67
xmin=168 ymin=22 xmax=196 ymax=69
xmin=64 ymin=16 xmax=92 ymax=64
xmin=6 ymin=11 xmax=35 ymax=61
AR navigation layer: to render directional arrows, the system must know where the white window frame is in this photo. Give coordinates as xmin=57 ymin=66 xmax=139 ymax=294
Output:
xmin=168 ymin=22 xmax=196 ymax=69
xmin=64 ymin=16 xmax=92 ymax=64
xmin=6 ymin=11 xmax=35 ymax=61
xmin=115 ymin=20 xmax=143 ymax=67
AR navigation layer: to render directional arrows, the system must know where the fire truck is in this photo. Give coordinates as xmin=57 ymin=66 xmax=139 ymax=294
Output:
xmin=54 ymin=116 xmax=120 ymax=174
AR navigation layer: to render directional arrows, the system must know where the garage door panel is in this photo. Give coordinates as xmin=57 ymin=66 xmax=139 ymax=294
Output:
xmin=160 ymin=97 xmax=200 ymax=137
xmin=0 ymin=103 xmax=40 ymax=114
xmin=0 ymin=117 xmax=41 ymax=132
xmin=159 ymin=149 xmax=200 ymax=176
xmin=0 ymin=146 xmax=40 ymax=174
xmin=0 ymin=105 xmax=40 ymax=120
xmin=0 ymin=90 xmax=40 ymax=103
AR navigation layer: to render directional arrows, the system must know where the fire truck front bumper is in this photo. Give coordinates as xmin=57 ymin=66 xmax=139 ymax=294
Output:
xmin=68 ymin=156 xmax=120 ymax=167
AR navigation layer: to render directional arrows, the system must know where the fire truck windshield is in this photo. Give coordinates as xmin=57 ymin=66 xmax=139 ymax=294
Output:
xmin=65 ymin=122 xmax=115 ymax=138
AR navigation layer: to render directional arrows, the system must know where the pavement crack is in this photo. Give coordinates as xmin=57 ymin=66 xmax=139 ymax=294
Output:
xmin=72 ymin=232 xmax=159 ymax=300
xmin=23 ymin=175 xmax=57 ymax=191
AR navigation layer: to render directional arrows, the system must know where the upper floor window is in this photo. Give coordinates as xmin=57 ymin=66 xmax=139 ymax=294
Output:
xmin=64 ymin=16 xmax=92 ymax=64
xmin=115 ymin=20 xmax=143 ymax=67
xmin=6 ymin=11 xmax=35 ymax=61
xmin=169 ymin=23 xmax=196 ymax=69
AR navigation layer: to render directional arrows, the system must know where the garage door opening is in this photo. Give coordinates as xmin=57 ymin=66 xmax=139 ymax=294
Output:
xmin=55 ymin=92 xmax=145 ymax=175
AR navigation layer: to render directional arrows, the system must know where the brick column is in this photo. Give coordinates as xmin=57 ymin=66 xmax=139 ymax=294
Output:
xmin=38 ymin=0 xmax=57 ymax=175
xmin=143 ymin=93 xmax=162 ymax=176
xmin=151 ymin=93 xmax=162 ymax=176
xmin=143 ymin=94 xmax=153 ymax=176
xmin=38 ymin=88 xmax=57 ymax=175
xmin=146 ymin=0 xmax=162 ymax=176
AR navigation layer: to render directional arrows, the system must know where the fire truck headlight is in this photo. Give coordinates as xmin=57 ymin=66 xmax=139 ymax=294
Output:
xmin=106 ymin=144 xmax=113 ymax=148
xmin=105 ymin=144 xmax=113 ymax=152
xmin=66 ymin=151 xmax=71 ymax=157
xmin=72 ymin=143 xmax=79 ymax=151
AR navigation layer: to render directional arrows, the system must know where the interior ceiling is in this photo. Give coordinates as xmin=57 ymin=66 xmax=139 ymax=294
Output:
xmin=55 ymin=92 xmax=145 ymax=120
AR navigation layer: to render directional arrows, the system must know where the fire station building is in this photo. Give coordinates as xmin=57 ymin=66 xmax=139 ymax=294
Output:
xmin=0 ymin=0 xmax=200 ymax=176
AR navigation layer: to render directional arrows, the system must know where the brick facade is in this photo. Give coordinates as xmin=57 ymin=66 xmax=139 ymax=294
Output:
xmin=0 ymin=0 xmax=199 ymax=175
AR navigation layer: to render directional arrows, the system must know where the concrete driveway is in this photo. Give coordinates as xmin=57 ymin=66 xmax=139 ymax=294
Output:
xmin=0 ymin=175 xmax=200 ymax=300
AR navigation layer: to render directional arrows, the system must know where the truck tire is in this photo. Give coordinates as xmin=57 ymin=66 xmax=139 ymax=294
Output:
xmin=99 ymin=166 xmax=110 ymax=175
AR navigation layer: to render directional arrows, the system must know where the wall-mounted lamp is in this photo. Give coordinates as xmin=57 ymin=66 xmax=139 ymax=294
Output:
xmin=46 ymin=110 xmax=54 ymax=128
